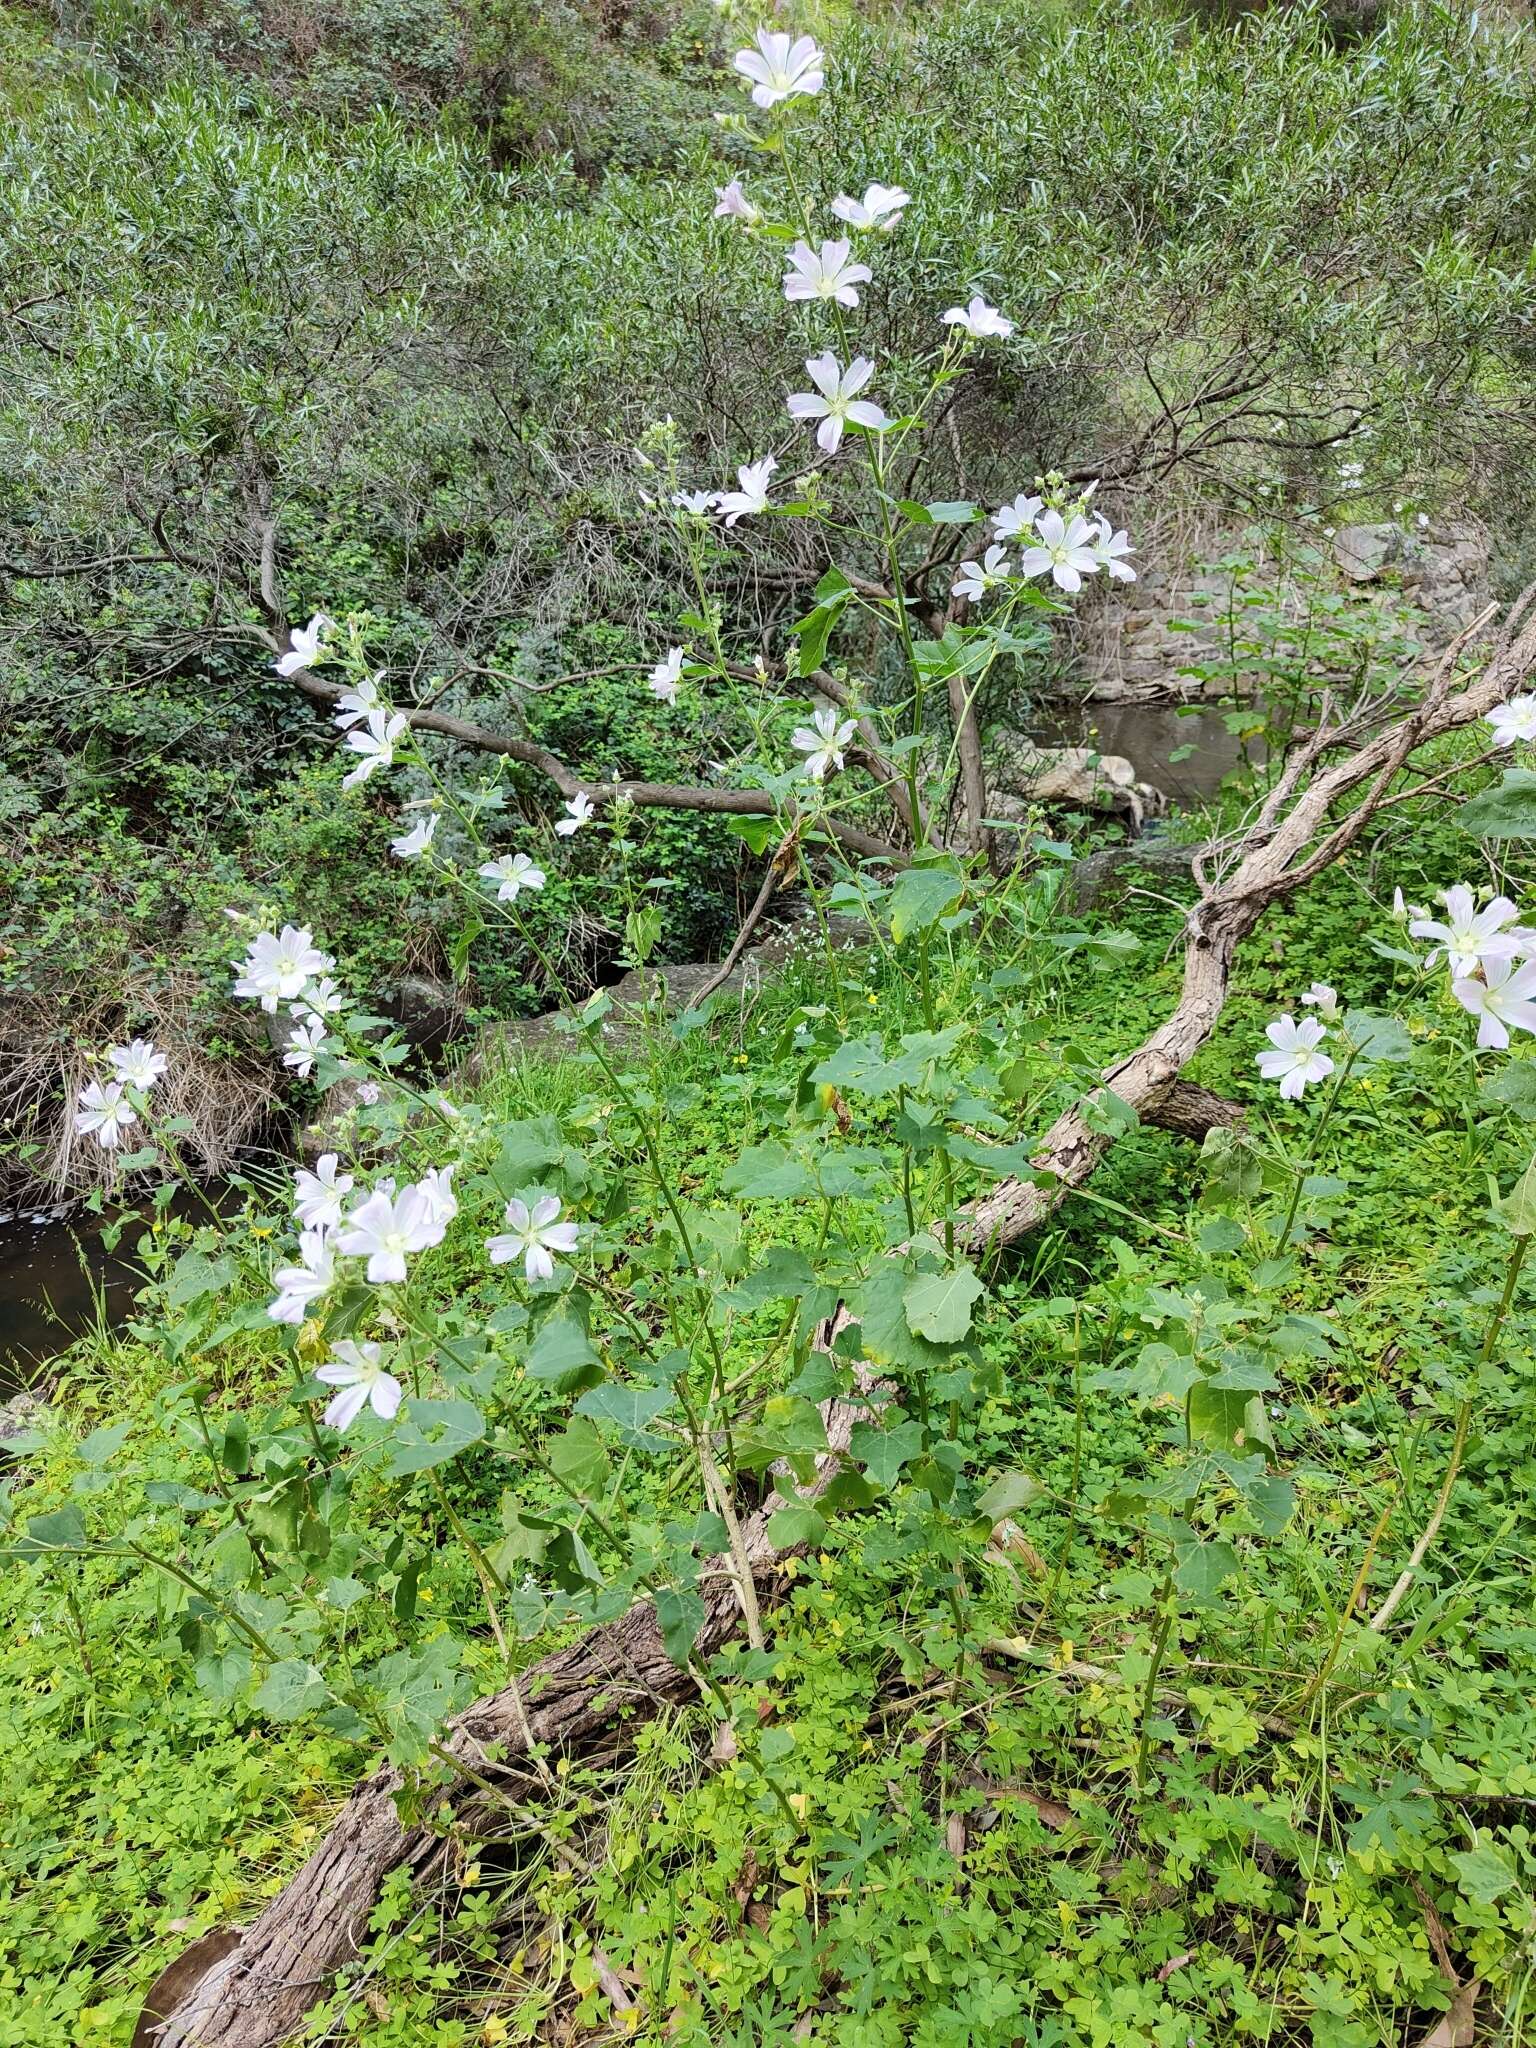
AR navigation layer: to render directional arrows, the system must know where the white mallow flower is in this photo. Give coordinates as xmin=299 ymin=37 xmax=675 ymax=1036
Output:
xmin=294 ymin=1153 xmax=355 ymax=1232
xmin=733 ymin=28 xmax=824 ymax=108
xmin=1390 ymin=886 xmax=1429 ymax=924
xmin=391 ymin=814 xmax=438 ymax=860
xmin=284 ymin=1017 xmax=327 ymax=1079
xmin=274 ymin=612 xmax=333 ymax=678
xmin=952 ymin=543 xmax=1011 ymax=602
xmin=672 ymin=489 xmax=719 ymax=516
xmin=336 ymin=1183 xmax=442 ymax=1282
xmin=356 ymin=1081 xmax=381 ymax=1106
xmin=792 ymin=706 xmax=857 ymax=781
xmin=716 ymin=455 xmax=777 ymax=527
xmin=342 ymin=708 xmax=409 ymax=789
xmin=267 ymin=1229 xmax=336 ymax=1325
xmin=1256 ymin=1015 xmax=1335 ymax=1101
xmin=1453 ymin=955 xmax=1536 ymax=1050
xmin=786 ymin=353 xmax=889 ymax=456
xmin=1410 ymin=885 xmax=1529 ymax=979
xmin=1299 ymin=982 xmax=1341 ymax=1023
xmin=75 ymin=1079 xmax=138 ymax=1151
xmin=234 ymin=925 xmax=332 ymax=1013
xmin=830 ymin=183 xmax=911 ymax=232
xmin=1486 ymin=695 xmax=1536 ymax=748
xmin=108 ymin=1038 xmax=167 ymax=1091
xmin=292 ymin=976 xmax=345 ymax=1023
xmin=316 ymin=1341 xmax=403 ymax=1432
xmin=1092 ymin=518 xmax=1137 ymax=584
xmin=479 ymin=851 xmax=547 ymax=902
xmin=333 ymin=674 xmax=384 ymax=730
xmin=649 ymin=648 xmax=685 ymax=704
xmin=783 ymin=238 xmax=871 ymax=309
xmin=714 ymin=179 xmax=762 ymax=226
xmin=556 ymin=792 xmax=595 ymax=837
xmin=941 ymin=295 xmax=1013 ymax=340
xmin=487 ymin=1193 xmax=580 ymax=1282
xmin=991 ymin=492 xmax=1045 ymax=541
xmin=418 ymin=1165 xmax=458 ymax=1230
xmin=1018 ymin=509 xmax=1101 ymax=594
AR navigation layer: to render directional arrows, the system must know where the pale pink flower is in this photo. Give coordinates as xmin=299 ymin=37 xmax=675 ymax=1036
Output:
xmin=733 ymin=28 xmax=824 ymax=108
xmin=1255 ymin=1015 xmax=1334 ymax=1100
xmin=317 ymin=1340 xmax=403 ymax=1431
xmin=1452 ymin=955 xmax=1536 ymax=1050
xmin=486 ymin=1193 xmax=580 ymax=1282
xmin=786 ymin=353 xmax=889 ymax=456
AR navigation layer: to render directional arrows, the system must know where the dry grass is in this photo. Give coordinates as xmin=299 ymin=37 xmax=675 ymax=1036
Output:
xmin=0 ymin=973 xmax=282 ymax=1206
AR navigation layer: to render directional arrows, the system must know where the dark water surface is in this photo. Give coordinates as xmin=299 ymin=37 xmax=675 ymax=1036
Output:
xmin=1032 ymin=697 xmax=1264 ymax=803
xmin=0 ymin=1204 xmax=145 ymax=1389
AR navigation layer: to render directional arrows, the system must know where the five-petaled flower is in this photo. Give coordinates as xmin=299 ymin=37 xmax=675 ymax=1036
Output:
xmin=831 ymin=183 xmax=910 ymax=232
xmin=1091 ymin=518 xmax=1137 ymax=583
xmin=478 ymin=851 xmax=547 ymax=902
xmin=333 ymin=674 xmax=383 ymax=729
xmin=292 ymin=976 xmax=345 ymax=1025
xmin=1256 ymin=1015 xmax=1334 ymax=1100
xmin=556 ymin=792 xmax=595 ymax=837
xmin=336 ymin=1184 xmax=443 ymax=1283
xmin=1486 ymin=696 xmax=1536 ymax=748
xmin=953 ymin=543 xmax=1011 ymax=602
xmin=1018 ymin=509 xmax=1101 ymax=593
xmin=1410 ymin=885 xmax=1530 ymax=979
xmin=716 ymin=455 xmax=777 ymax=527
xmin=294 ymin=1152 xmax=354 ymax=1232
xmin=1453 ymin=955 xmax=1536 ymax=1049
xmin=792 ymin=706 xmax=857 ymax=781
xmin=1299 ymin=982 xmax=1341 ymax=1023
xmin=108 ymin=1039 xmax=167 ymax=1091
xmin=786 ymin=353 xmax=888 ymax=456
xmin=671 ymin=489 xmax=718 ymax=516
xmin=342 ymin=708 xmax=409 ymax=789
xmin=713 ymin=179 xmax=762 ymax=226
xmin=283 ymin=1017 xmax=327 ymax=1079
xmin=75 ymin=1079 xmax=138 ymax=1151
xmin=783 ymin=238 xmax=871 ymax=309
xmin=267 ymin=1229 xmax=336 ymax=1324
xmin=391 ymin=814 xmax=438 ymax=860
xmin=317 ymin=1341 xmax=403 ymax=1431
xmin=648 ymin=648 xmax=685 ymax=704
xmin=991 ymin=492 xmax=1045 ymax=542
xmin=941 ymin=295 xmax=1013 ymax=340
xmin=733 ymin=28 xmax=824 ymax=108
xmin=487 ymin=1193 xmax=580 ymax=1282
xmin=275 ymin=613 xmax=333 ymax=678
xmin=234 ymin=925 xmax=333 ymax=1014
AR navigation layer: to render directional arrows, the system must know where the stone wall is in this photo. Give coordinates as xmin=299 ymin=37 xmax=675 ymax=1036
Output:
xmin=1070 ymin=520 xmax=1492 ymax=703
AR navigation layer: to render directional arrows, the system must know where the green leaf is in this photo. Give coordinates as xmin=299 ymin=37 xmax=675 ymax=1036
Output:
xmin=12 ymin=1505 xmax=88 ymax=1556
xmin=575 ymin=1382 xmax=675 ymax=1441
xmin=923 ymin=499 xmax=979 ymax=523
xmin=1197 ymin=1215 xmax=1247 ymax=1256
xmin=77 ymin=1419 xmax=132 ymax=1465
xmin=383 ymin=1398 xmax=485 ymax=1476
xmin=850 ymin=1418 xmax=925 ymax=1489
xmin=546 ymin=1417 xmax=611 ymax=1496
xmin=974 ymin=1469 xmax=1044 ymax=1525
xmin=525 ymin=1306 xmax=602 ymax=1391
xmin=165 ymin=1251 xmax=239 ymax=1309
xmin=857 ymin=1265 xmax=959 ymax=1373
xmin=886 ymin=864 xmax=965 ymax=943
xmin=1494 ymin=1156 xmax=1536 ymax=1238
xmin=722 ymin=1141 xmax=818 ymax=1200
xmin=1459 ymin=767 xmax=1536 ymax=840
xmin=252 ymin=1658 xmax=329 ymax=1721
xmin=1174 ymin=1538 xmax=1240 ymax=1603
xmin=1187 ymin=1381 xmax=1273 ymax=1454
xmin=1480 ymin=1059 xmax=1536 ymax=1121
xmin=654 ymin=1586 xmax=706 ymax=1667
xmin=1449 ymin=1844 xmax=1518 ymax=1903
xmin=765 ymin=1503 xmax=828 ymax=1548
xmin=1342 ymin=1009 xmax=1412 ymax=1065
xmin=726 ymin=815 xmax=777 ymax=855
xmin=902 ymin=1264 xmax=985 ymax=1344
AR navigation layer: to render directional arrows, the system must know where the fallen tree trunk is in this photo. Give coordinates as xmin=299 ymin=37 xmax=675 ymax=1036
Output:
xmin=149 ymin=595 xmax=1536 ymax=2046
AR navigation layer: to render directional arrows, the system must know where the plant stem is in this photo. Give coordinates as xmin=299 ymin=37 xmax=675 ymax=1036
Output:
xmin=1368 ymin=1231 xmax=1530 ymax=1631
xmin=1134 ymin=1561 xmax=1179 ymax=1791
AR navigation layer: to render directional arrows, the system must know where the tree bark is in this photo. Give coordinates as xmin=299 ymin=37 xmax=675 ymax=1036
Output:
xmin=149 ymin=594 xmax=1536 ymax=2046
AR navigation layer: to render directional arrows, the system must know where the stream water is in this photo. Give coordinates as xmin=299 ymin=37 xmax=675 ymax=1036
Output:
xmin=0 ymin=697 xmax=1257 ymax=1388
